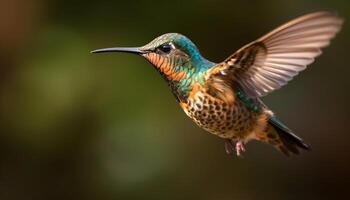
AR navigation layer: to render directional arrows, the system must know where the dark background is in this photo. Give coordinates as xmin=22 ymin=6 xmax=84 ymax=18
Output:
xmin=0 ymin=0 xmax=349 ymax=199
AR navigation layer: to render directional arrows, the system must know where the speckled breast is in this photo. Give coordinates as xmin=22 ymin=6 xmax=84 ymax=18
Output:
xmin=181 ymin=91 xmax=259 ymax=139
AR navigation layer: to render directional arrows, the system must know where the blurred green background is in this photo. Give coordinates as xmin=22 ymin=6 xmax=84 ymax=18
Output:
xmin=0 ymin=0 xmax=349 ymax=199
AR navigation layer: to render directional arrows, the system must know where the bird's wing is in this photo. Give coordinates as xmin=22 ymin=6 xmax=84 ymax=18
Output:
xmin=209 ymin=11 xmax=342 ymax=97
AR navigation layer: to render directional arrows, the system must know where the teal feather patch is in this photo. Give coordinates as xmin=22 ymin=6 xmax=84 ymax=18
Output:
xmin=236 ymin=90 xmax=261 ymax=112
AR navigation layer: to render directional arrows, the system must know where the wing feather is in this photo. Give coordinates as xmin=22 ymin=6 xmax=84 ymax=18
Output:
xmin=210 ymin=11 xmax=343 ymax=97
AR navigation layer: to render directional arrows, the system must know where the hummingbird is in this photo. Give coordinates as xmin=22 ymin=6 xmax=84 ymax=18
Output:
xmin=92 ymin=12 xmax=342 ymax=156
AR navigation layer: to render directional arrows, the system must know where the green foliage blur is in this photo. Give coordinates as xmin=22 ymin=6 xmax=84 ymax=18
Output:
xmin=0 ymin=0 xmax=349 ymax=199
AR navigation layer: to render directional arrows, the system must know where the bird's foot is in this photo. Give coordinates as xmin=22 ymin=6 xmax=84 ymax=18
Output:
xmin=224 ymin=139 xmax=235 ymax=155
xmin=224 ymin=139 xmax=245 ymax=157
xmin=235 ymin=140 xmax=245 ymax=156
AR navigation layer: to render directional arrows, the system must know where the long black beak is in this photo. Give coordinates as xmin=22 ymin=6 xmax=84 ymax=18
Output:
xmin=90 ymin=47 xmax=145 ymax=54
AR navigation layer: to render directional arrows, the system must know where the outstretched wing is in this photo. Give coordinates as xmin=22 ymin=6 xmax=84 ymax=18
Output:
xmin=210 ymin=11 xmax=343 ymax=97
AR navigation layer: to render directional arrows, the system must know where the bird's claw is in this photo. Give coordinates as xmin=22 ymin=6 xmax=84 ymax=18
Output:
xmin=224 ymin=139 xmax=245 ymax=157
xmin=224 ymin=140 xmax=234 ymax=155
xmin=235 ymin=141 xmax=245 ymax=156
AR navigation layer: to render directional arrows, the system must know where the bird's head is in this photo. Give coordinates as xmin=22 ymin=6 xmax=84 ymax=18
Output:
xmin=92 ymin=33 xmax=214 ymax=82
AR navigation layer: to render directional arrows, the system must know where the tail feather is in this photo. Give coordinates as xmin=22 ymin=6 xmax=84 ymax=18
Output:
xmin=268 ymin=116 xmax=310 ymax=156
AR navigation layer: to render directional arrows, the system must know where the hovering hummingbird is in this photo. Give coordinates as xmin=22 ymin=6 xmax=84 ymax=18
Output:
xmin=92 ymin=12 xmax=342 ymax=156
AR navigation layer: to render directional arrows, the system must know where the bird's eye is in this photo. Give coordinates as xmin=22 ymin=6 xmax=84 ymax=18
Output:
xmin=158 ymin=44 xmax=173 ymax=53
